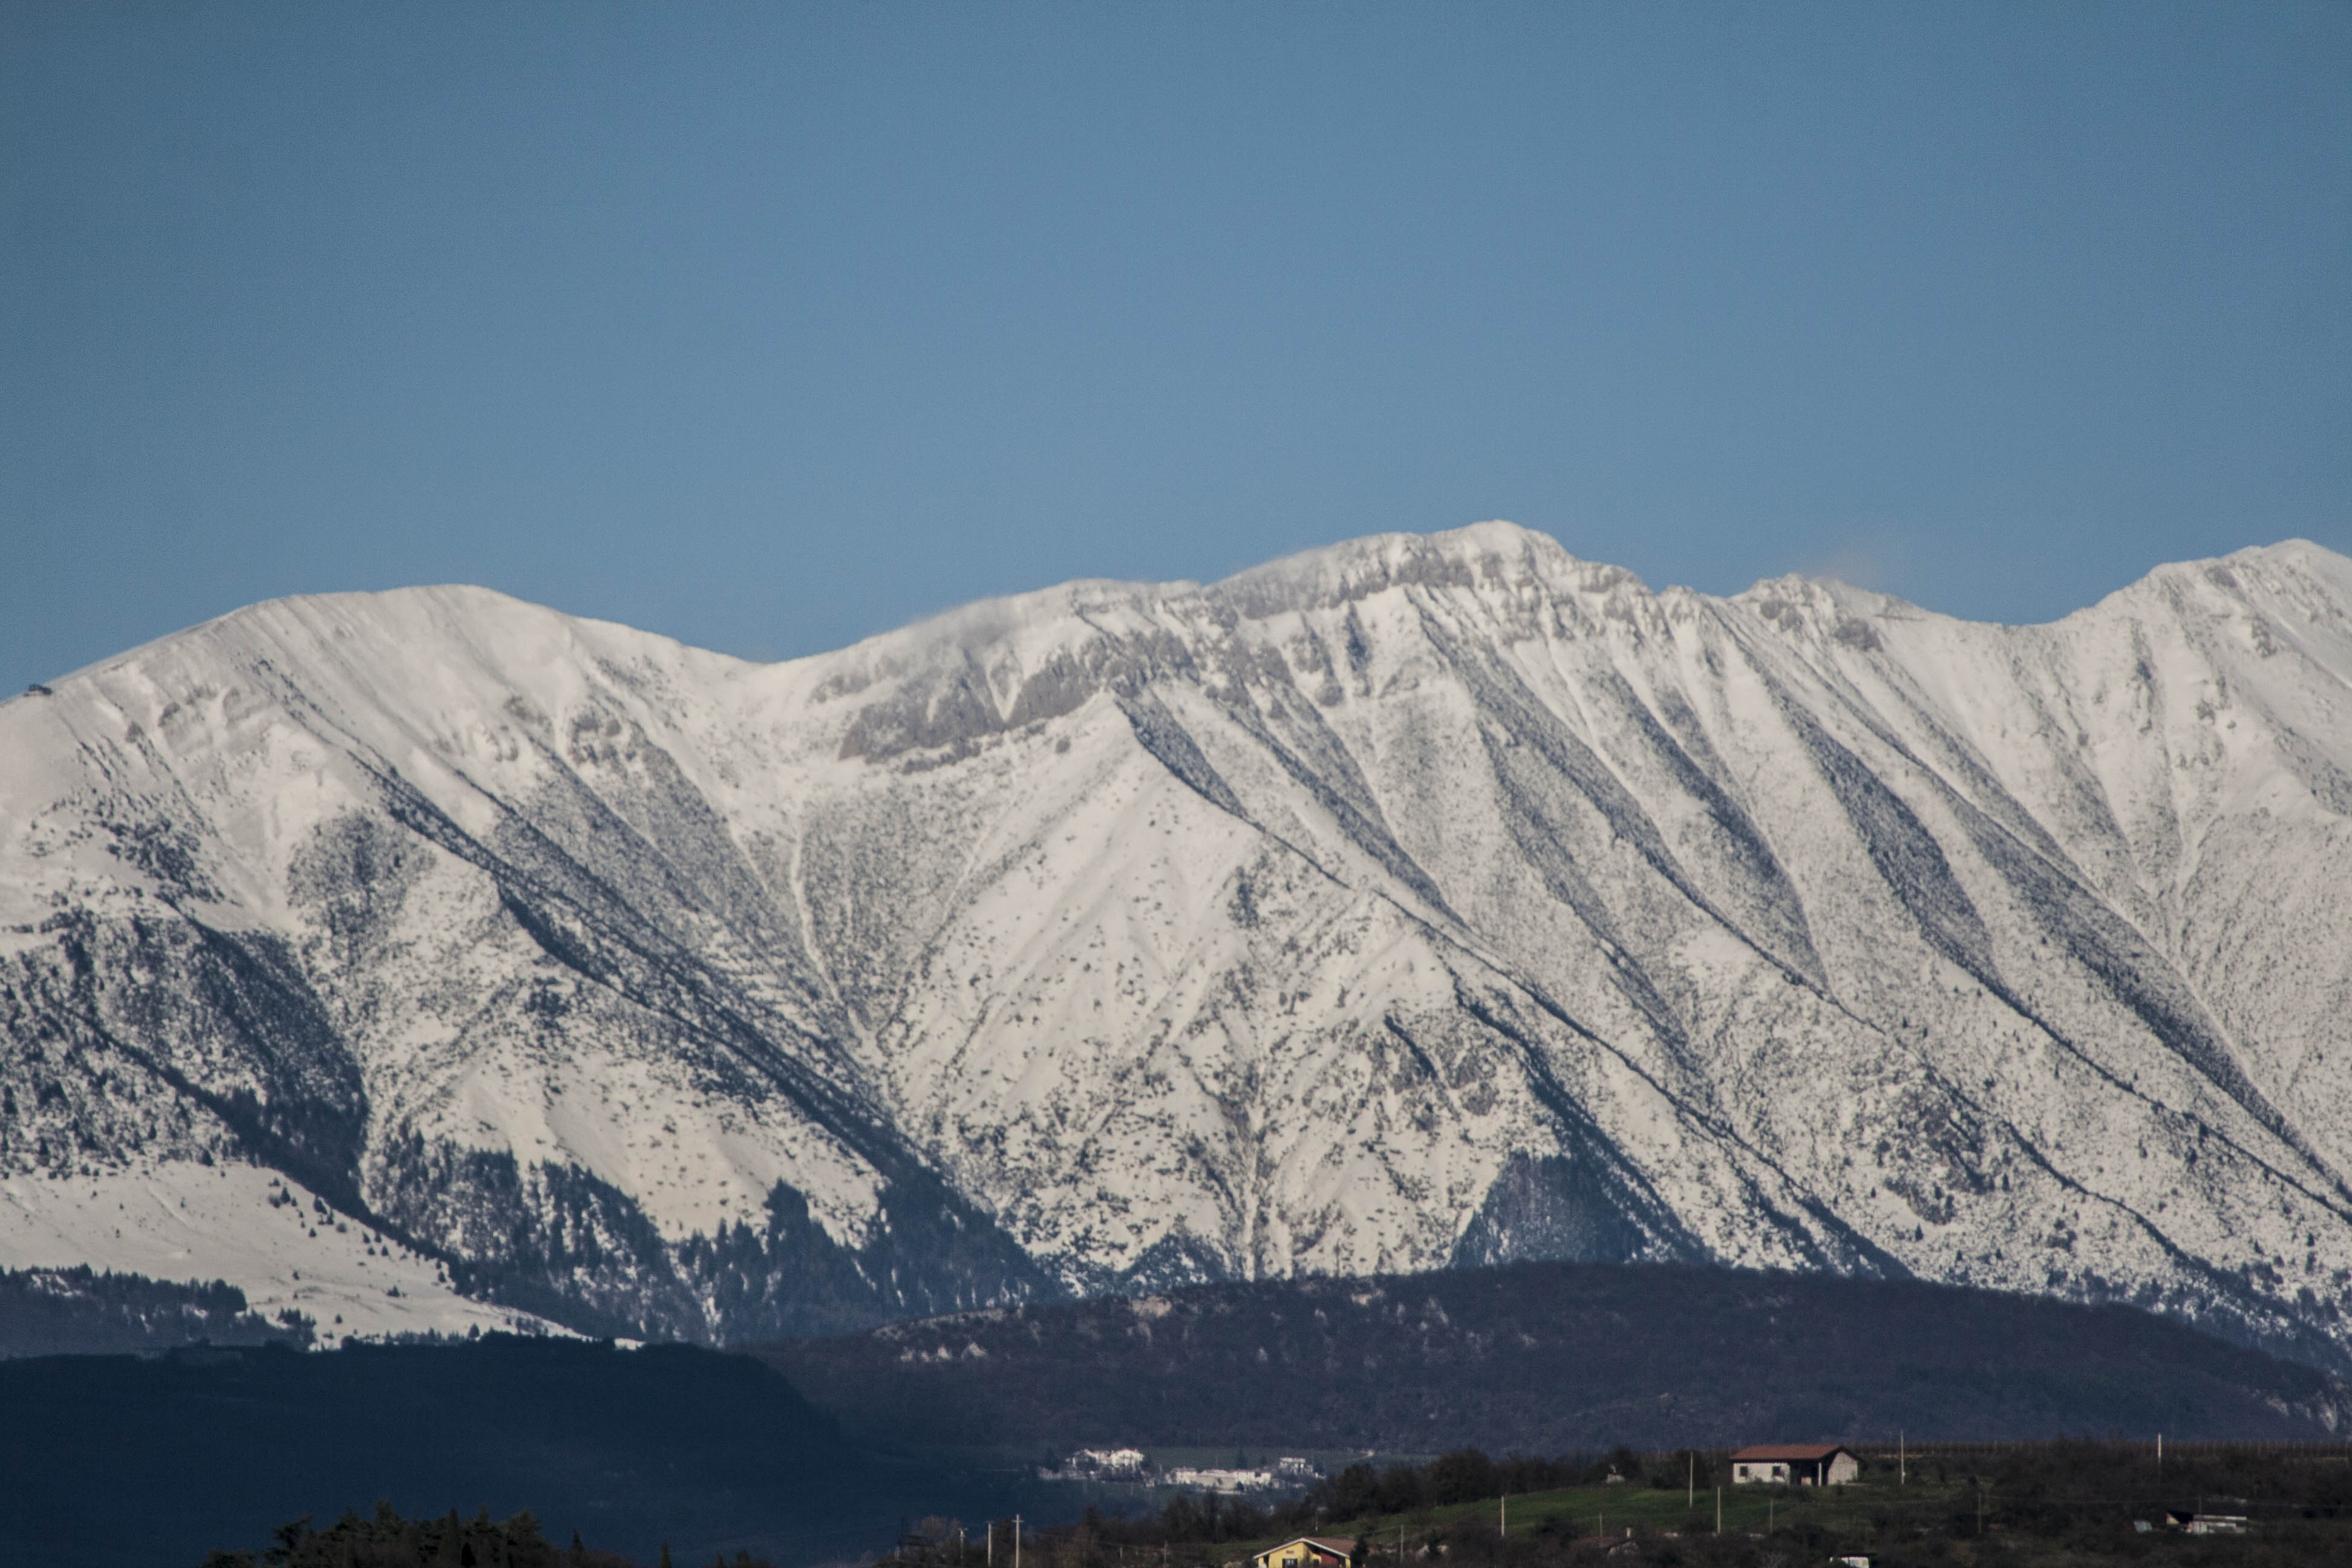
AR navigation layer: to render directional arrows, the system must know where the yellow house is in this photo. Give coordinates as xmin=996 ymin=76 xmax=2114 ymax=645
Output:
xmin=1253 ymin=1537 xmax=1359 ymax=1568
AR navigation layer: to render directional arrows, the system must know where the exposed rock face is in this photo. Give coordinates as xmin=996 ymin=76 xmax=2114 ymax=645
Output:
xmin=2 ymin=523 xmax=2348 ymax=1357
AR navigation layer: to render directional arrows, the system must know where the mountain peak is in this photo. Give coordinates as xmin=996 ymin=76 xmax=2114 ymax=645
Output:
xmin=6 ymin=527 xmax=2352 ymax=1363
xmin=1212 ymin=520 xmax=1645 ymax=618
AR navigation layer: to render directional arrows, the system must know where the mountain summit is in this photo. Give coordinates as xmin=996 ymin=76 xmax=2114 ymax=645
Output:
xmin=4 ymin=524 xmax=2349 ymax=1361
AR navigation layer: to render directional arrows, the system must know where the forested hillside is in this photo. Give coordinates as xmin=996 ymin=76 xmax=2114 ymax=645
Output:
xmin=0 ymin=1336 xmax=1013 ymax=1568
xmin=0 ymin=1265 xmax=310 ymax=1357
xmin=755 ymin=1263 xmax=2352 ymax=1453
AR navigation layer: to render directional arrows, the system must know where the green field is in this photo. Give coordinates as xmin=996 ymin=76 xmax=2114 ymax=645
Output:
xmin=1224 ymin=1466 xmax=2334 ymax=1564
xmin=915 ymin=1443 xmax=2352 ymax=1568
xmin=1315 ymin=1475 xmax=1923 ymax=1547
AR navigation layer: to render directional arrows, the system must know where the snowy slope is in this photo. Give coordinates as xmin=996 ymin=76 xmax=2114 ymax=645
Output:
xmin=0 ymin=1162 xmax=545 ymax=1341
xmin=2 ymin=524 xmax=2348 ymax=1359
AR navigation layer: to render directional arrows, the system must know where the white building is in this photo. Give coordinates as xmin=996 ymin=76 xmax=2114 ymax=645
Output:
xmin=1729 ymin=1445 xmax=1860 ymax=1486
xmin=1039 ymin=1447 xmax=1152 ymax=1482
xmin=1166 ymin=1466 xmax=1281 ymax=1492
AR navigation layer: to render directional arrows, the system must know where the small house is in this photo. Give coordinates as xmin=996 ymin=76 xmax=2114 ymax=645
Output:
xmin=1728 ymin=1444 xmax=1860 ymax=1486
xmin=1252 ymin=1537 xmax=1361 ymax=1568
xmin=2167 ymin=1512 xmax=2249 ymax=1536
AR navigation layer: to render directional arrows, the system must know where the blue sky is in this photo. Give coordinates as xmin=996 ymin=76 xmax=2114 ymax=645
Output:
xmin=4 ymin=2 xmax=2347 ymax=689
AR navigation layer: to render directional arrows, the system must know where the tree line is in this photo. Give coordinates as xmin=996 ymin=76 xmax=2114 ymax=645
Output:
xmin=0 ymin=1263 xmax=312 ymax=1356
xmin=195 ymin=1503 xmax=775 ymax=1568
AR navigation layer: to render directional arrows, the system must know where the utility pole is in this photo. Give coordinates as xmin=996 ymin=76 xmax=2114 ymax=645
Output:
xmin=1714 ymin=1488 xmax=1720 ymax=1535
xmin=1014 ymin=1515 xmax=1022 ymax=1568
xmin=1898 ymin=1431 xmax=1904 ymax=1487
xmin=1500 ymin=1495 xmax=1506 ymax=1538
xmin=1686 ymin=1453 xmax=1693 ymax=1508
xmin=987 ymin=1523 xmax=992 ymax=1568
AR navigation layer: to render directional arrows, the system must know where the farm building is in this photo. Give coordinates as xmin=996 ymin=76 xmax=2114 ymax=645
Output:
xmin=1729 ymin=1444 xmax=1860 ymax=1486
xmin=1251 ymin=1537 xmax=1361 ymax=1568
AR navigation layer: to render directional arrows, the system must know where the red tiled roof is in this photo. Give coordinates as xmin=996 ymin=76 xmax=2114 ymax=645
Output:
xmin=1731 ymin=1444 xmax=1850 ymax=1462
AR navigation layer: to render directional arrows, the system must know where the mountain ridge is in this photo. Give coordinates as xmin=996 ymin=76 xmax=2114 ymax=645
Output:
xmin=2 ymin=523 xmax=2348 ymax=1362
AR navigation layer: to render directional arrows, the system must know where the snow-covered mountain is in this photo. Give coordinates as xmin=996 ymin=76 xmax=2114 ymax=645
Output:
xmin=4 ymin=523 xmax=2350 ymax=1360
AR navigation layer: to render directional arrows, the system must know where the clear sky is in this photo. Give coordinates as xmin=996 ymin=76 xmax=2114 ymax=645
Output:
xmin=4 ymin=2 xmax=2347 ymax=691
